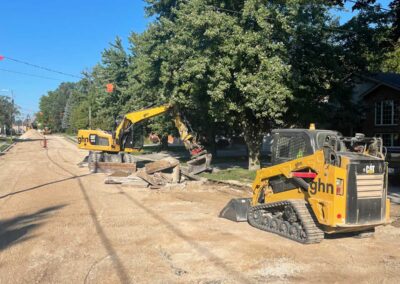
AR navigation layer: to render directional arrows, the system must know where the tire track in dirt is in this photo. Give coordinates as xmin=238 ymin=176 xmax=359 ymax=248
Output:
xmin=45 ymin=148 xmax=132 ymax=284
xmin=0 ymin=162 xmax=30 ymax=209
xmin=116 ymin=185 xmax=251 ymax=284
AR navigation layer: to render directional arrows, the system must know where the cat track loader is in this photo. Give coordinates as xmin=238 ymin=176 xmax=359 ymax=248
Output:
xmin=77 ymin=105 xmax=212 ymax=174
xmin=220 ymin=128 xmax=390 ymax=244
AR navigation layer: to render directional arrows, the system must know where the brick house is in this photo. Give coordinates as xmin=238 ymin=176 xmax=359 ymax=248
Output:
xmin=352 ymin=72 xmax=400 ymax=174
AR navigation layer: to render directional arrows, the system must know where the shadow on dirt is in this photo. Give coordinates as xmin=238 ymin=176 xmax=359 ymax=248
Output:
xmin=0 ymin=173 xmax=92 ymax=200
xmin=44 ymin=149 xmax=132 ymax=284
xmin=0 ymin=204 xmax=66 ymax=251
xmin=118 ymin=189 xmax=252 ymax=284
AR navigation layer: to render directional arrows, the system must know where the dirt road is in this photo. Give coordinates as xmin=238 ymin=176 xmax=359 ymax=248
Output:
xmin=0 ymin=130 xmax=399 ymax=283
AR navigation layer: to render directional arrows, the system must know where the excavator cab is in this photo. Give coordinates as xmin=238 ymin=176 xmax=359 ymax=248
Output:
xmin=118 ymin=121 xmax=145 ymax=151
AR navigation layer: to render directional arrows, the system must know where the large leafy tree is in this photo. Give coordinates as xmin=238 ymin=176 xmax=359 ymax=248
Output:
xmin=134 ymin=0 xmax=299 ymax=170
xmin=38 ymin=82 xmax=76 ymax=132
xmin=93 ymin=37 xmax=130 ymax=130
xmin=0 ymin=96 xmax=19 ymax=134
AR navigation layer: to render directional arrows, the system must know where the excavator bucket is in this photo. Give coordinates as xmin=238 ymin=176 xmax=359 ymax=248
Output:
xmin=187 ymin=153 xmax=212 ymax=175
xmin=219 ymin=198 xmax=252 ymax=222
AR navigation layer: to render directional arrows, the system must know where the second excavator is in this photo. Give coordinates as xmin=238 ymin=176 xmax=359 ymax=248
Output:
xmin=77 ymin=104 xmax=212 ymax=174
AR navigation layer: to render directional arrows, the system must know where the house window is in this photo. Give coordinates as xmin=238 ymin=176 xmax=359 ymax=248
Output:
xmin=375 ymin=133 xmax=400 ymax=147
xmin=375 ymin=100 xmax=398 ymax=125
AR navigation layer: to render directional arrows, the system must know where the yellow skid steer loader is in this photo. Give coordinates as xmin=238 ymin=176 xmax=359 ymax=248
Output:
xmin=220 ymin=128 xmax=390 ymax=244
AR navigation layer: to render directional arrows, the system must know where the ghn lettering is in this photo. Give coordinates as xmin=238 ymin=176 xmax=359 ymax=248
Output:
xmin=77 ymin=136 xmax=89 ymax=144
xmin=309 ymin=178 xmax=334 ymax=195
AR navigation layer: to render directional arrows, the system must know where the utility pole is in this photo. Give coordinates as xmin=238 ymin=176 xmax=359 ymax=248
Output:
xmin=89 ymin=106 xmax=92 ymax=129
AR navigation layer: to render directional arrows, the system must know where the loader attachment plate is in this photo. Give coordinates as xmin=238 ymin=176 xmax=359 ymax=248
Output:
xmin=187 ymin=153 xmax=212 ymax=175
xmin=219 ymin=198 xmax=252 ymax=222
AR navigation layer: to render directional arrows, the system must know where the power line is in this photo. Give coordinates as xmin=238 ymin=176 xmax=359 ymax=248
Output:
xmin=2 ymin=56 xmax=83 ymax=79
xmin=346 ymin=0 xmax=390 ymax=12
xmin=0 ymin=68 xmax=66 ymax=81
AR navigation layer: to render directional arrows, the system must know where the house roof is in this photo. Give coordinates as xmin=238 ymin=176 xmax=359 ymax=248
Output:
xmin=368 ymin=73 xmax=400 ymax=89
xmin=355 ymin=72 xmax=400 ymax=98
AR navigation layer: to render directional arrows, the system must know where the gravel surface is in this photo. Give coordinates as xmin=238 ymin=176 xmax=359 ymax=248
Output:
xmin=0 ymin=130 xmax=400 ymax=283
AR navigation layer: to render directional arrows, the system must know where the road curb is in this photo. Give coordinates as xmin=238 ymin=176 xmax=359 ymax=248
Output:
xmin=61 ymin=134 xmax=77 ymax=145
xmin=0 ymin=141 xmax=16 ymax=156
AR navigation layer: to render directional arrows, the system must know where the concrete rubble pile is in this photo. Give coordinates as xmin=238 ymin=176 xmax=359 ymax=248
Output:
xmin=104 ymin=157 xmax=200 ymax=189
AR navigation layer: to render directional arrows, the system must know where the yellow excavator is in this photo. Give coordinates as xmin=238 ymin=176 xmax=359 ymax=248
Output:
xmin=220 ymin=127 xmax=390 ymax=244
xmin=77 ymin=105 xmax=212 ymax=174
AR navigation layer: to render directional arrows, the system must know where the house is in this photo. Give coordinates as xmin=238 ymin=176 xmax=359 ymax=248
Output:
xmin=351 ymin=72 xmax=400 ymax=175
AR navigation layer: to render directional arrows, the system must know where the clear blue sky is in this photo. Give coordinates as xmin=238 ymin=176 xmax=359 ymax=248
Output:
xmin=0 ymin=0 xmax=151 ymax=118
xmin=0 ymin=0 xmax=391 ymax=118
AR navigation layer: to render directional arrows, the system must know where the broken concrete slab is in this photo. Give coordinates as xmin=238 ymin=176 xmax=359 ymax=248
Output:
xmin=145 ymin=157 xmax=179 ymax=174
xmin=136 ymin=170 xmax=164 ymax=186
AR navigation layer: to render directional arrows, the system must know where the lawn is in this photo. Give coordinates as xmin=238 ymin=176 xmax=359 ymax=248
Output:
xmin=200 ymin=168 xmax=257 ymax=184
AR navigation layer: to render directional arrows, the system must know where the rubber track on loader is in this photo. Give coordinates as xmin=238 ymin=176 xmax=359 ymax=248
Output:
xmin=247 ymin=199 xmax=324 ymax=244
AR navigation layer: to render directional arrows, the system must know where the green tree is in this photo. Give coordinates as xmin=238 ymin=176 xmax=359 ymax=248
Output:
xmin=38 ymin=82 xmax=76 ymax=132
xmin=135 ymin=0 xmax=298 ymax=170
xmin=382 ymin=44 xmax=400 ymax=72
xmin=338 ymin=6 xmax=392 ymax=73
xmin=0 ymin=96 xmax=19 ymax=134
xmin=93 ymin=37 xmax=130 ymax=130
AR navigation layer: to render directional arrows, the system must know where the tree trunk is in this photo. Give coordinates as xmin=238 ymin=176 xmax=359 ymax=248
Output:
xmin=207 ymin=125 xmax=217 ymax=158
xmin=160 ymin=134 xmax=169 ymax=151
xmin=243 ymin=122 xmax=263 ymax=171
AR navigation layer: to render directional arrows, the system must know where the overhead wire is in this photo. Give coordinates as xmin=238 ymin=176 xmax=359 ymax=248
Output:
xmin=2 ymin=56 xmax=83 ymax=79
xmin=0 ymin=68 xmax=66 ymax=81
xmin=345 ymin=0 xmax=390 ymax=12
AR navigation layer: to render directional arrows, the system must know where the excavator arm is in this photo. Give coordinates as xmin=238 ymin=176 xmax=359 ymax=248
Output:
xmin=115 ymin=104 xmax=206 ymax=158
xmin=115 ymin=105 xmax=170 ymax=144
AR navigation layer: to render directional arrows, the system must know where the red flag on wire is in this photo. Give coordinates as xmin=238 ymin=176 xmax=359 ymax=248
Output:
xmin=0 ymin=55 xmax=4 ymax=61
xmin=106 ymin=83 xmax=114 ymax=93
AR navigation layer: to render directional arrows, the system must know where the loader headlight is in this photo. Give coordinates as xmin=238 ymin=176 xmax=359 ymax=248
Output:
xmin=336 ymin=178 xmax=344 ymax=195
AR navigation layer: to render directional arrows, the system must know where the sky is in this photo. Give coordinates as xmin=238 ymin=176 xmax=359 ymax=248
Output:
xmin=0 ymin=0 xmax=392 ymax=119
xmin=0 ymin=0 xmax=151 ymax=118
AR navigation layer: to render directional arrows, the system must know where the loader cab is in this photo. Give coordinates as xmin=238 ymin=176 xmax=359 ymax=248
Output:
xmin=271 ymin=129 xmax=342 ymax=165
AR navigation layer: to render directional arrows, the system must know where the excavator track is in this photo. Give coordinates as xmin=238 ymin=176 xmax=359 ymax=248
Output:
xmin=247 ymin=199 xmax=324 ymax=244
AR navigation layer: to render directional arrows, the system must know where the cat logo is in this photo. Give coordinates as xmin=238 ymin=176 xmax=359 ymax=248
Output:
xmin=364 ymin=165 xmax=375 ymax=174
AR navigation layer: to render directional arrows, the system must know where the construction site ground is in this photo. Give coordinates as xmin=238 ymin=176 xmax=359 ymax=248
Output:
xmin=1 ymin=129 xmax=400 ymax=284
